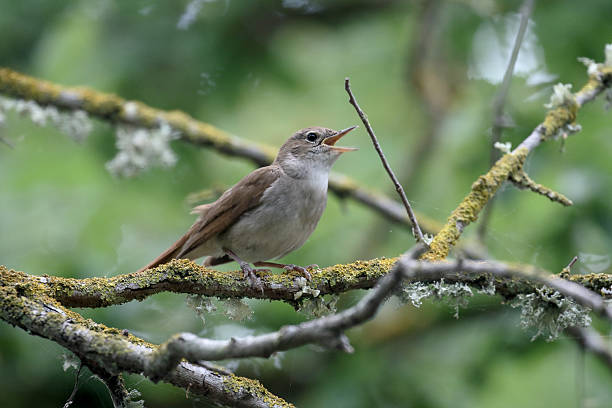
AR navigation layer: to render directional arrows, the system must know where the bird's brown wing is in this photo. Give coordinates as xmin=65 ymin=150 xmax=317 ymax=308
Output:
xmin=138 ymin=165 xmax=282 ymax=272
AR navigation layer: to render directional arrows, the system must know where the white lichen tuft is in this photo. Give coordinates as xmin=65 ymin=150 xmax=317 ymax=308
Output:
xmin=105 ymin=122 xmax=178 ymax=177
xmin=222 ymin=298 xmax=253 ymax=321
xmin=400 ymin=280 xmax=474 ymax=318
xmin=510 ymin=286 xmax=591 ymax=342
xmin=494 ymin=141 xmax=512 ymax=154
xmin=125 ymin=389 xmax=145 ymax=408
xmin=422 ymin=233 xmax=434 ymax=246
xmin=177 ymin=0 xmax=206 ymax=30
xmin=185 ymin=294 xmax=217 ymax=325
xmin=61 ymin=352 xmax=80 ymax=372
xmin=477 ymin=278 xmax=497 ymax=296
xmin=298 ymin=295 xmax=339 ymax=318
xmin=271 ymin=352 xmax=285 ymax=370
xmin=0 ymin=96 xmax=93 ymax=141
xmin=578 ymin=57 xmax=600 ymax=76
xmin=293 ymin=277 xmax=320 ymax=300
xmin=400 ymin=282 xmax=433 ymax=308
xmin=544 ymin=83 xmax=575 ymax=109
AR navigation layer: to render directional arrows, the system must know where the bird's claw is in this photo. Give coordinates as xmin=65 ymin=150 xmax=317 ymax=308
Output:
xmin=282 ymin=264 xmax=317 ymax=280
xmin=240 ymin=264 xmax=266 ymax=293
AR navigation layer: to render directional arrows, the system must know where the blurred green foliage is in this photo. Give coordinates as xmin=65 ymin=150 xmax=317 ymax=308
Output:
xmin=1 ymin=0 xmax=612 ymax=407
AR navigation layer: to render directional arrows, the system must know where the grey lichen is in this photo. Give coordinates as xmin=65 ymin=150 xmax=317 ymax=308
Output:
xmin=400 ymin=280 xmax=474 ymax=318
xmin=293 ymin=277 xmax=320 ymax=300
xmin=221 ymin=298 xmax=253 ymax=321
xmin=105 ymin=122 xmax=178 ymax=177
xmin=510 ymin=286 xmax=592 ymax=341
xmin=298 ymin=295 xmax=339 ymax=318
xmin=185 ymin=294 xmax=217 ymax=325
xmin=0 ymin=96 xmax=93 ymax=141
xmin=125 ymin=388 xmax=145 ymax=408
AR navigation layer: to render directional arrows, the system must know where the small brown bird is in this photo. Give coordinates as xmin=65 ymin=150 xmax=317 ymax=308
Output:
xmin=139 ymin=126 xmax=357 ymax=285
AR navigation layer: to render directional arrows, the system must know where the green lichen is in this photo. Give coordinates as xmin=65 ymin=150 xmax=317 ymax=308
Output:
xmin=422 ymin=148 xmax=528 ymax=261
xmin=510 ymin=170 xmax=573 ymax=206
xmin=222 ymin=374 xmax=295 ymax=408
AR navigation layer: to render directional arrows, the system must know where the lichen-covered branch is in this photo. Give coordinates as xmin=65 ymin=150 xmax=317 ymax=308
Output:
xmin=0 ymin=280 xmax=293 ymax=407
xmin=422 ymin=53 xmax=612 ymax=261
xmin=421 ymin=148 xmax=529 ymax=261
xmin=144 ymin=250 xmax=612 ymax=379
xmin=0 ymin=67 xmax=441 ymax=235
xmin=145 ymin=245 xmax=427 ymax=379
xmin=3 ymin=254 xmax=612 ymax=310
xmin=3 ymin=252 xmax=612 ymax=405
xmin=510 ymin=169 xmax=573 ymax=206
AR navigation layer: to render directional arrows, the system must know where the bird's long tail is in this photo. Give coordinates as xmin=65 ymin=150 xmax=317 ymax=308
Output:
xmin=137 ymin=233 xmax=190 ymax=273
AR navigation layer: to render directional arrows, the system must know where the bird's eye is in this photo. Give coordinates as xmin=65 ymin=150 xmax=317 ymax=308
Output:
xmin=306 ymin=132 xmax=318 ymax=142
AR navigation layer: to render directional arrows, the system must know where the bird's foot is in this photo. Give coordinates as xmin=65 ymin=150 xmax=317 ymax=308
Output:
xmin=253 ymin=261 xmax=317 ymax=280
xmin=239 ymin=263 xmax=267 ymax=293
xmin=283 ymin=264 xmax=317 ymax=280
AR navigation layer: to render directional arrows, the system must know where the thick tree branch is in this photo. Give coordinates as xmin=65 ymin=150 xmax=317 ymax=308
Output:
xmin=3 ymin=256 xmax=612 ymax=309
xmin=0 ymin=282 xmax=293 ymax=407
xmin=144 ymin=249 xmax=612 ymax=378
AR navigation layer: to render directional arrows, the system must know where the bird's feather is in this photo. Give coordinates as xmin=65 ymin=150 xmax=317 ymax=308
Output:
xmin=137 ymin=165 xmax=282 ymax=272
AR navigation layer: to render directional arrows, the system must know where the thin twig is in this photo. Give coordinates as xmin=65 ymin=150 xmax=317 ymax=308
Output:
xmin=62 ymin=363 xmax=83 ymax=408
xmin=567 ymin=255 xmax=579 ymax=270
xmin=344 ymin=77 xmax=426 ymax=244
xmin=478 ymin=0 xmax=535 ymax=241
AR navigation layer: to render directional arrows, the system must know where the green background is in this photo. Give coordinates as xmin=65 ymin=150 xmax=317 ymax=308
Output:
xmin=1 ymin=0 xmax=612 ymax=407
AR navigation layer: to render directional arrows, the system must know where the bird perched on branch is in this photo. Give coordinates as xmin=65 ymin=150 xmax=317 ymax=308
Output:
xmin=139 ymin=126 xmax=357 ymax=286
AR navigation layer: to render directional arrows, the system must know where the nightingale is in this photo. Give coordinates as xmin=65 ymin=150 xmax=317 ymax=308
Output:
xmin=139 ymin=126 xmax=357 ymax=285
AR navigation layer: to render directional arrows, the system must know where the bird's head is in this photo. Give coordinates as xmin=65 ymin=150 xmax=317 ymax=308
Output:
xmin=275 ymin=126 xmax=357 ymax=179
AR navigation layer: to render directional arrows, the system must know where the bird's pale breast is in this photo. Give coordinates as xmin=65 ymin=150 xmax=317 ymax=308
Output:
xmin=219 ymin=172 xmax=327 ymax=262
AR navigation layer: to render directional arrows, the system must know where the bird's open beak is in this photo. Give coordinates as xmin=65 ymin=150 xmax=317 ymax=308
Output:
xmin=322 ymin=126 xmax=358 ymax=152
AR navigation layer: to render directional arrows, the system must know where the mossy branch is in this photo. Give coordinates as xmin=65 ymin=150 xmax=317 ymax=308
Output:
xmin=510 ymin=169 xmax=573 ymax=206
xmin=3 ymin=254 xmax=612 ymax=405
xmin=0 ymin=279 xmax=293 ymax=408
xmin=3 ymin=256 xmax=612 ymax=308
xmin=421 ymin=62 xmax=612 ymax=261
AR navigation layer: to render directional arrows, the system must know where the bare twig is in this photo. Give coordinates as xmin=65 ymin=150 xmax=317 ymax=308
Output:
xmin=567 ymin=255 xmax=579 ymax=270
xmin=94 ymin=372 xmax=132 ymax=408
xmin=62 ymin=363 xmax=83 ymax=408
xmin=490 ymin=0 xmax=535 ymax=162
xmin=344 ymin=77 xmax=426 ymax=243
xmin=478 ymin=0 xmax=535 ymax=241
